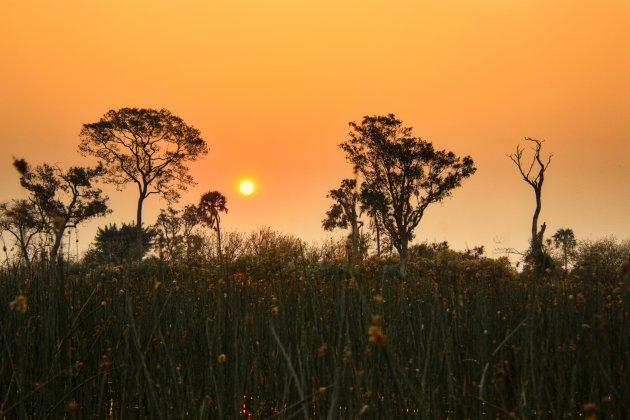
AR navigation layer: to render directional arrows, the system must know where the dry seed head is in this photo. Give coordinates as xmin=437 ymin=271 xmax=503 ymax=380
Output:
xmin=317 ymin=343 xmax=329 ymax=357
xmin=368 ymin=326 xmax=386 ymax=346
xmin=582 ymin=402 xmax=599 ymax=415
xmin=9 ymin=295 xmax=28 ymax=313
xmin=67 ymin=401 xmax=79 ymax=412
xmin=99 ymin=355 xmax=111 ymax=370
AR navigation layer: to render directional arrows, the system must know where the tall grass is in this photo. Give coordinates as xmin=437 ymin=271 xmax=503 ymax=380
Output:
xmin=1 ymin=256 xmax=628 ymax=418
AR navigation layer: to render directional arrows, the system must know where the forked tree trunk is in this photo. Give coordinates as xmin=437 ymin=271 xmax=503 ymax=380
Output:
xmin=51 ymin=228 xmax=66 ymax=261
xmin=18 ymin=231 xmax=30 ymax=265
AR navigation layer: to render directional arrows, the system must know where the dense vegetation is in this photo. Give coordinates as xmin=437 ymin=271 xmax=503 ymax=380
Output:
xmin=1 ymin=235 xmax=629 ymax=419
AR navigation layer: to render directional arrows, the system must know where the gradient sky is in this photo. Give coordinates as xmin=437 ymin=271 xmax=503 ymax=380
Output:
xmin=1 ymin=0 xmax=629 ymax=258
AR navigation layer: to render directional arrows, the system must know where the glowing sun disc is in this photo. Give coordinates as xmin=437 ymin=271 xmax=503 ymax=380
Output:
xmin=239 ymin=180 xmax=255 ymax=195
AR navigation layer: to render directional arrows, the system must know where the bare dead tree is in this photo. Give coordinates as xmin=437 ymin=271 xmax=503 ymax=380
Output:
xmin=508 ymin=138 xmax=553 ymax=268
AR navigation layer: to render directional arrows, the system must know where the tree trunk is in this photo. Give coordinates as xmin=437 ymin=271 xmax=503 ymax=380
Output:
xmin=18 ymin=231 xmax=30 ymax=265
xmin=398 ymin=234 xmax=409 ymax=278
xmin=375 ymin=219 xmax=381 ymax=258
xmin=50 ymin=228 xmax=66 ymax=261
xmin=531 ymin=188 xmax=542 ymax=247
xmin=562 ymin=245 xmax=569 ymax=275
xmin=350 ymin=219 xmax=361 ymax=263
xmin=216 ymin=222 xmax=223 ymax=259
xmin=20 ymin=246 xmax=30 ymax=265
xmin=136 ymin=195 xmax=145 ymax=259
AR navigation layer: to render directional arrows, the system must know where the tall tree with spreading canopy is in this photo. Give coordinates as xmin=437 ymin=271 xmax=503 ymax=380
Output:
xmin=12 ymin=158 xmax=110 ymax=260
xmin=508 ymin=138 xmax=552 ymax=271
xmin=198 ymin=191 xmax=228 ymax=259
xmin=340 ymin=114 xmax=476 ymax=277
xmin=79 ymin=108 xmax=208 ymax=253
xmin=322 ymin=178 xmax=363 ymax=262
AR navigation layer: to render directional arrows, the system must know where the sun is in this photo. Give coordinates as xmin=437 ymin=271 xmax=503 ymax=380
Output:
xmin=239 ymin=179 xmax=255 ymax=196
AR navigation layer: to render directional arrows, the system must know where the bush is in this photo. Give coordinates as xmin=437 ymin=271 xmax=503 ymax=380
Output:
xmin=572 ymin=237 xmax=630 ymax=286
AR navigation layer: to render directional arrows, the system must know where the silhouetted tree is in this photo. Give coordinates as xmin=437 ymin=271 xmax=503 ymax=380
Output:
xmin=553 ymin=228 xmax=576 ymax=275
xmin=156 ymin=204 xmax=202 ymax=261
xmin=243 ymin=227 xmax=303 ymax=276
xmin=13 ymin=158 xmax=109 ymax=260
xmin=508 ymin=138 xmax=552 ymax=272
xmin=86 ymin=223 xmax=157 ymax=264
xmin=79 ymin=108 xmax=208 ymax=254
xmin=156 ymin=206 xmax=183 ymax=259
xmin=198 ymin=191 xmax=228 ymax=258
xmin=573 ymin=237 xmax=630 ymax=286
xmin=341 ymin=114 xmax=476 ymax=277
xmin=322 ymin=178 xmax=363 ymax=262
xmin=0 ymin=199 xmax=43 ymax=264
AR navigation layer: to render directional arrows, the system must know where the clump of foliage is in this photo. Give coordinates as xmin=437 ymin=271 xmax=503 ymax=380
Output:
xmin=84 ymin=223 xmax=157 ymax=265
xmin=572 ymin=237 xmax=630 ymax=286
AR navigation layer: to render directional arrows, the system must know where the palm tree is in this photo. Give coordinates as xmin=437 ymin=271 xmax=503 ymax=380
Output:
xmin=553 ymin=228 xmax=576 ymax=275
xmin=198 ymin=191 xmax=228 ymax=258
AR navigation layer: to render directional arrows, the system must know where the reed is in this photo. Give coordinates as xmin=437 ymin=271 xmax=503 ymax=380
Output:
xmin=1 ymin=255 xmax=628 ymax=418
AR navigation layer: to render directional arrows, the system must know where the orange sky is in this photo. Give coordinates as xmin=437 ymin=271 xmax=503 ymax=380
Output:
xmin=1 ymin=0 xmax=629 ymax=257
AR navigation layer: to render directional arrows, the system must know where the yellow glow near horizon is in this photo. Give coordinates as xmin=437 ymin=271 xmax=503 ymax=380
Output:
xmin=239 ymin=180 xmax=255 ymax=196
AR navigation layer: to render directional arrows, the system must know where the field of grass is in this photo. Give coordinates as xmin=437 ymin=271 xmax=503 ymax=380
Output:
xmin=1 ymin=253 xmax=628 ymax=418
